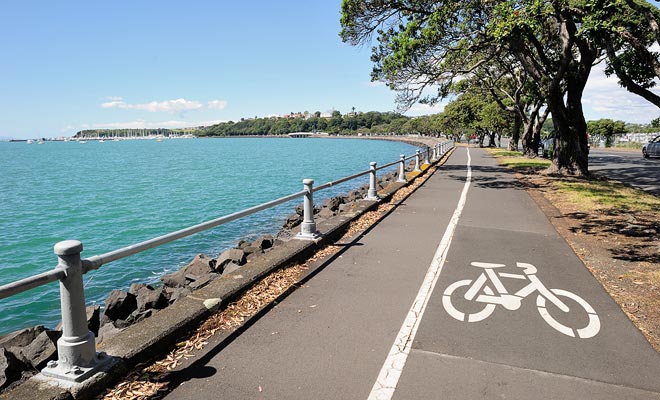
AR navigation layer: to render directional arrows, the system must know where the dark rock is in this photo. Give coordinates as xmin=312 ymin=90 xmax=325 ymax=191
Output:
xmin=323 ymin=196 xmax=344 ymax=212
xmin=115 ymin=310 xmax=153 ymax=329
xmin=295 ymin=204 xmax=304 ymax=216
xmin=0 ymin=326 xmax=45 ymax=350
xmin=96 ymin=323 xmax=121 ymax=345
xmin=86 ymin=305 xmax=101 ymax=336
xmin=241 ymin=245 xmax=261 ymax=256
xmin=22 ymin=330 xmax=60 ymax=369
xmin=184 ymin=254 xmax=217 ymax=275
xmin=164 ymin=287 xmax=191 ymax=304
xmin=253 ymin=235 xmax=274 ymax=251
xmin=0 ymin=348 xmax=25 ymax=389
xmin=103 ymin=290 xmax=137 ymax=321
xmin=216 ymin=248 xmax=247 ymax=272
xmin=162 ymin=254 xmax=217 ymax=288
xmin=283 ymin=213 xmax=303 ymax=229
xmin=222 ymin=262 xmax=242 ymax=275
xmin=189 ymin=273 xmax=218 ymax=290
xmin=161 ymin=269 xmax=188 ymax=288
xmin=132 ymin=285 xmax=168 ymax=313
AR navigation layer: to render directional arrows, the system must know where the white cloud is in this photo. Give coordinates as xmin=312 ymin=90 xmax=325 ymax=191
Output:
xmin=207 ymin=100 xmax=228 ymax=110
xmin=105 ymin=96 xmax=124 ymax=101
xmin=101 ymin=98 xmax=204 ymax=113
xmin=89 ymin=119 xmax=226 ymax=130
xmin=365 ymin=80 xmax=386 ymax=88
xmin=583 ymin=61 xmax=660 ymax=123
xmin=405 ymin=102 xmax=447 ymax=116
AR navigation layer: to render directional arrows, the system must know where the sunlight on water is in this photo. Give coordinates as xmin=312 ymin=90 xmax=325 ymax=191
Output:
xmin=0 ymin=137 xmax=414 ymax=334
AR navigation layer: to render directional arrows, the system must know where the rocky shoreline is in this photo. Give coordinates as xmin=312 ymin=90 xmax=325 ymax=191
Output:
xmin=0 ymin=136 xmax=441 ymax=392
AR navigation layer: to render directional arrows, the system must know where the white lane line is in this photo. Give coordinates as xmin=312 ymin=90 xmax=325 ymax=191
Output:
xmin=367 ymin=147 xmax=472 ymax=400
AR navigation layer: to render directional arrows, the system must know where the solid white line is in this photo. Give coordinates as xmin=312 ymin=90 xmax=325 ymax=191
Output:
xmin=367 ymin=148 xmax=472 ymax=400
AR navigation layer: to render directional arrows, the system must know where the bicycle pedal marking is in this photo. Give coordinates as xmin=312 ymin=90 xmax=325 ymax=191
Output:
xmin=442 ymin=261 xmax=601 ymax=339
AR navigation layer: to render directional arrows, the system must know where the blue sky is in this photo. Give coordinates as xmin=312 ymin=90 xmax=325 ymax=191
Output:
xmin=1 ymin=1 xmax=659 ymax=139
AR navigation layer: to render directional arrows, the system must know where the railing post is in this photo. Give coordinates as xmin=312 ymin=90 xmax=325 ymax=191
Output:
xmin=432 ymin=144 xmax=437 ymax=161
xmin=42 ymin=240 xmax=111 ymax=382
xmin=397 ymin=154 xmax=407 ymax=183
xmin=424 ymin=147 xmax=430 ymax=165
xmin=414 ymin=150 xmax=421 ymax=172
xmin=365 ymin=162 xmax=379 ymax=201
xmin=296 ymin=179 xmax=321 ymax=240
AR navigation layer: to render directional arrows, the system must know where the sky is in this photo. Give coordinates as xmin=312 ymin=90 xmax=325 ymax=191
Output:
xmin=1 ymin=1 xmax=659 ymax=139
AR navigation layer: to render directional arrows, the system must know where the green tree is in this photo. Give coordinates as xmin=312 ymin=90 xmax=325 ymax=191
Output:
xmin=340 ymin=0 xmax=658 ymax=175
xmin=587 ymin=119 xmax=628 ymax=147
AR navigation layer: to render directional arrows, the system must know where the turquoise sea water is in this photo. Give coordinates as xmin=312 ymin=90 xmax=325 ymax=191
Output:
xmin=0 ymin=137 xmax=414 ymax=335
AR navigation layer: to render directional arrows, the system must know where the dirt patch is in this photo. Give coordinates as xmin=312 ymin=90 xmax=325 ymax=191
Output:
xmin=519 ymin=172 xmax=660 ymax=351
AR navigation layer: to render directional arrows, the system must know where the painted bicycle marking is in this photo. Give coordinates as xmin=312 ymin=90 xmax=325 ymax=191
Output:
xmin=442 ymin=262 xmax=600 ymax=339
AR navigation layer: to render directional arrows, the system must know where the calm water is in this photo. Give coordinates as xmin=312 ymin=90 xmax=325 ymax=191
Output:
xmin=0 ymin=137 xmax=414 ymax=334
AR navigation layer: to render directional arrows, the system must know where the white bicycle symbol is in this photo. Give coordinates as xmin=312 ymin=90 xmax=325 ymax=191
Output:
xmin=442 ymin=262 xmax=600 ymax=339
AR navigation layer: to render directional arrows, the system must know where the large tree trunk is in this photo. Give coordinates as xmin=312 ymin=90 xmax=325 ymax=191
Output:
xmin=522 ymin=103 xmax=542 ymax=157
xmin=545 ymin=64 xmax=591 ymax=176
xmin=508 ymin=113 xmax=521 ymax=151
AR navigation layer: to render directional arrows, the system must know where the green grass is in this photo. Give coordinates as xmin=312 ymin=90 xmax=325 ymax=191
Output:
xmin=485 ymin=148 xmax=551 ymax=171
xmin=554 ymin=180 xmax=660 ymax=213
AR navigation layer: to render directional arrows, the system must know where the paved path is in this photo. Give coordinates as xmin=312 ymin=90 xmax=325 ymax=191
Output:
xmin=165 ymin=148 xmax=660 ymax=399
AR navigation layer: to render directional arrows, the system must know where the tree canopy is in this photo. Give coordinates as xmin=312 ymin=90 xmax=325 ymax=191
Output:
xmin=340 ymin=0 xmax=660 ymax=176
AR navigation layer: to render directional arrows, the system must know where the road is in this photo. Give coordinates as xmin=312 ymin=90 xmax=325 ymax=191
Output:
xmin=163 ymin=148 xmax=660 ymax=399
xmin=589 ymin=148 xmax=660 ymax=196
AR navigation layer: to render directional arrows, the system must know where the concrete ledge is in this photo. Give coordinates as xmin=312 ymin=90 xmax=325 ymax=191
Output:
xmin=1 ymin=145 xmax=453 ymax=400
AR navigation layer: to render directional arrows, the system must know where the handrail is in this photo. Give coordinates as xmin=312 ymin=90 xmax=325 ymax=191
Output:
xmin=0 ymin=268 xmax=65 ymax=300
xmin=0 ymin=139 xmax=454 ymax=383
xmin=83 ymin=189 xmax=307 ymax=273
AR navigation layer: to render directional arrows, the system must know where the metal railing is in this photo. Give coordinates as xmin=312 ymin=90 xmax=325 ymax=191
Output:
xmin=0 ymin=140 xmax=453 ymax=383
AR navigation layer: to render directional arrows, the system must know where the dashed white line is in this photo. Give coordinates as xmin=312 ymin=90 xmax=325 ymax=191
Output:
xmin=367 ymin=147 xmax=472 ymax=400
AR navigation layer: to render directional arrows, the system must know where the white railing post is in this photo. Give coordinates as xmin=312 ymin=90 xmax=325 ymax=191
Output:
xmin=296 ymin=179 xmax=321 ymax=240
xmin=365 ymin=162 xmax=379 ymax=201
xmin=414 ymin=150 xmax=421 ymax=172
xmin=397 ymin=154 xmax=407 ymax=183
xmin=42 ymin=240 xmax=111 ymax=382
xmin=432 ymin=144 xmax=437 ymax=161
xmin=424 ymin=147 xmax=430 ymax=165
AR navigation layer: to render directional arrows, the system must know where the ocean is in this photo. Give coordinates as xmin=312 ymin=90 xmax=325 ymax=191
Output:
xmin=0 ymin=137 xmax=415 ymax=335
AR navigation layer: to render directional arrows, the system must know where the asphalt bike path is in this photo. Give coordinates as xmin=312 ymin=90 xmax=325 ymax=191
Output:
xmin=392 ymin=148 xmax=660 ymax=399
xmin=164 ymin=147 xmax=660 ymax=399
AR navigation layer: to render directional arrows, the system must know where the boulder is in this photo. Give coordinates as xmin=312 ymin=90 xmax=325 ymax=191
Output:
xmin=114 ymin=310 xmax=153 ymax=329
xmin=253 ymin=235 xmax=274 ymax=251
xmin=103 ymin=290 xmax=137 ymax=321
xmin=241 ymin=245 xmax=261 ymax=256
xmin=161 ymin=254 xmax=217 ymax=288
xmin=189 ymin=273 xmax=218 ymax=290
xmin=283 ymin=213 xmax=303 ymax=229
xmin=0 ymin=348 xmax=25 ymax=390
xmin=161 ymin=270 xmax=188 ymax=288
xmin=222 ymin=262 xmax=242 ymax=275
xmin=22 ymin=330 xmax=60 ymax=369
xmin=130 ymin=285 xmax=168 ymax=313
xmin=96 ymin=323 xmax=121 ymax=345
xmin=0 ymin=326 xmax=45 ymax=350
xmin=164 ymin=286 xmax=191 ymax=304
xmin=323 ymin=196 xmax=344 ymax=212
xmin=216 ymin=248 xmax=247 ymax=272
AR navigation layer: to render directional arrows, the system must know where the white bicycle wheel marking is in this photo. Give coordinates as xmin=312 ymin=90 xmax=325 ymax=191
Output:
xmin=442 ymin=262 xmax=601 ymax=339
